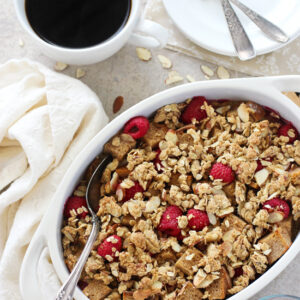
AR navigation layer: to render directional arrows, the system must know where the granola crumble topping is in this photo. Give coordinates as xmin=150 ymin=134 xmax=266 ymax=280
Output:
xmin=62 ymin=99 xmax=299 ymax=300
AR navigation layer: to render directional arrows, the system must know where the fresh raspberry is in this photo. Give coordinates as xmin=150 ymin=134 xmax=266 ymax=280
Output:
xmin=158 ymin=205 xmax=183 ymax=238
xmin=63 ymin=196 xmax=88 ymax=219
xmin=122 ymin=181 xmax=144 ymax=202
xmin=97 ymin=235 xmax=122 ymax=261
xmin=187 ymin=209 xmax=210 ymax=231
xmin=181 ymin=96 xmax=208 ymax=124
xmin=256 ymin=160 xmax=264 ymax=172
xmin=123 ymin=116 xmax=150 ymax=139
xmin=154 ymin=149 xmax=163 ymax=172
xmin=262 ymin=198 xmax=290 ymax=219
xmin=234 ymin=267 xmax=243 ymax=278
xmin=210 ymin=162 xmax=235 ymax=184
xmin=278 ymin=123 xmax=299 ymax=143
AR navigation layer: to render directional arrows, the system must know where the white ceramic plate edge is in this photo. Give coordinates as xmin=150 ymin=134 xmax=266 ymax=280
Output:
xmin=163 ymin=0 xmax=300 ymax=57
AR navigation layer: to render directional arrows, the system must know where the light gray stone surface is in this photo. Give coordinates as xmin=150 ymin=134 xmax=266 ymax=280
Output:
xmin=0 ymin=1 xmax=299 ymax=299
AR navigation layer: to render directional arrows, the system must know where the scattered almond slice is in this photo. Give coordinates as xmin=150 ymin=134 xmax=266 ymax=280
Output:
xmin=204 ymin=75 xmax=210 ymax=80
xmin=268 ymin=211 xmax=284 ymax=223
xmin=76 ymin=68 xmax=86 ymax=79
xmin=217 ymin=66 xmax=230 ymax=79
xmin=255 ymin=168 xmax=269 ymax=186
xmin=201 ymin=65 xmax=214 ymax=77
xmin=113 ymin=96 xmax=124 ymax=114
xmin=237 ymin=103 xmax=249 ymax=122
xmin=136 ymin=47 xmax=152 ymax=61
xmin=157 ymin=54 xmax=172 ymax=69
xmin=186 ymin=74 xmax=196 ymax=82
xmin=18 ymin=38 xmax=24 ymax=47
xmin=165 ymin=71 xmax=184 ymax=85
xmin=54 ymin=62 xmax=68 ymax=71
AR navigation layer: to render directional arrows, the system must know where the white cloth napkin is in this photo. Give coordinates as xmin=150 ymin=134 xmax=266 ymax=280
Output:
xmin=0 ymin=59 xmax=108 ymax=300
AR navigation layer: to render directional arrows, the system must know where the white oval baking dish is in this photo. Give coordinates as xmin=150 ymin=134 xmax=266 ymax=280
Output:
xmin=20 ymin=76 xmax=300 ymax=300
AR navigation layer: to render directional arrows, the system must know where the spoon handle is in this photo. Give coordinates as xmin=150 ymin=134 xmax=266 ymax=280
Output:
xmin=230 ymin=0 xmax=289 ymax=43
xmin=55 ymin=216 xmax=100 ymax=300
xmin=220 ymin=0 xmax=256 ymax=60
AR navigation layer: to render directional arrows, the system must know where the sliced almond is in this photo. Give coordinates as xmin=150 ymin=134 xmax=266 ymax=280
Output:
xmin=110 ymin=172 xmax=119 ymax=192
xmin=116 ymin=186 xmax=124 ymax=201
xmin=267 ymin=211 xmax=284 ymax=223
xmin=193 ymin=269 xmax=207 ymax=288
xmin=165 ymin=129 xmax=178 ymax=144
xmin=205 ymin=231 xmax=219 ymax=242
xmin=152 ymin=281 xmax=163 ymax=290
xmin=222 ymin=229 xmax=235 ymax=242
xmin=76 ymin=68 xmax=86 ymax=79
xmin=176 ymin=124 xmax=196 ymax=132
xmin=263 ymin=249 xmax=272 ymax=256
xmin=186 ymin=74 xmax=196 ymax=82
xmin=216 ymin=105 xmax=231 ymax=115
xmin=171 ymin=240 xmax=181 ymax=252
xmin=198 ymin=274 xmax=219 ymax=288
xmin=255 ymin=168 xmax=270 ymax=186
xmin=104 ymin=182 xmax=111 ymax=194
xmin=217 ymin=66 xmax=230 ymax=79
xmin=165 ymin=71 xmax=184 ymax=85
xmin=220 ymin=241 xmax=232 ymax=256
xmin=113 ymin=96 xmax=124 ymax=114
xmin=157 ymin=54 xmax=172 ymax=69
xmin=54 ymin=62 xmax=68 ymax=71
xmin=136 ymin=47 xmax=152 ymax=61
xmin=201 ymin=65 xmax=214 ymax=77
xmin=237 ymin=103 xmax=249 ymax=122
xmin=207 ymin=212 xmax=217 ymax=225
xmin=145 ymin=196 xmax=161 ymax=213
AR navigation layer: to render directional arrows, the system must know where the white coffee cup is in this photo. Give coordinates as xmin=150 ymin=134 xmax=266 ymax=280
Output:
xmin=14 ymin=0 xmax=168 ymax=65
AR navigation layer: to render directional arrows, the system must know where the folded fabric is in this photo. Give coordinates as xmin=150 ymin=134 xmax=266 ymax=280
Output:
xmin=0 ymin=59 xmax=108 ymax=300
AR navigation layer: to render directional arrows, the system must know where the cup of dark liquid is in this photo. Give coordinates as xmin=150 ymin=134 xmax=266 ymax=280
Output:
xmin=14 ymin=0 xmax=168 ymax=65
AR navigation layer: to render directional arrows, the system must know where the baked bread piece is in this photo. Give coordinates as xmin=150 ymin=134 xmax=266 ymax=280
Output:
xmin=82 ymin=281 xmax=111 ymax=300
xmin=207 ymin=267 xmax=232 ymax=300
xmin=259 ymin=226 xmax=292 ymax=264
xmin=177 ymin=282 xmax=203 ymax=300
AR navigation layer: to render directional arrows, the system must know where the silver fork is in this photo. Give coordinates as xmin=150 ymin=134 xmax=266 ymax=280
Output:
xmin=230 ymin=0 xmax=289 ymax=43
xmin=220 ymin=0 xmax=256 ymax=60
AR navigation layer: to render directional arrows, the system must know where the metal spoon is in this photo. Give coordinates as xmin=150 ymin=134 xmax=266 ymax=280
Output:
xmin=230 ymin=0 xmax=289 ymax=43
xmin=220 ymin=0 xmax=256 ymax=60
xmin=56 ymin=155 xmax=112 ymax=300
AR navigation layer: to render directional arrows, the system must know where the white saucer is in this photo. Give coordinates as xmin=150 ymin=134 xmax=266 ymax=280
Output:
xmin=163 ymin=0 xmax=300 ymax=57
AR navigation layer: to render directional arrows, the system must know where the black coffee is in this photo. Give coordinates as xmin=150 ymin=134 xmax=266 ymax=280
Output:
xmin=25 ymin=0 xmax=131 ymax=48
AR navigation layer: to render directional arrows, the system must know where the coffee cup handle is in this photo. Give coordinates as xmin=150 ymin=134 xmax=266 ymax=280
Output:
xmin=128 ymin=19 xmax=169 ymax=48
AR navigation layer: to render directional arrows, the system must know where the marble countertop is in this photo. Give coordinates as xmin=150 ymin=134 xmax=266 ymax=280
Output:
xmin=0 ymin=1 xmax=299 ymax=299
